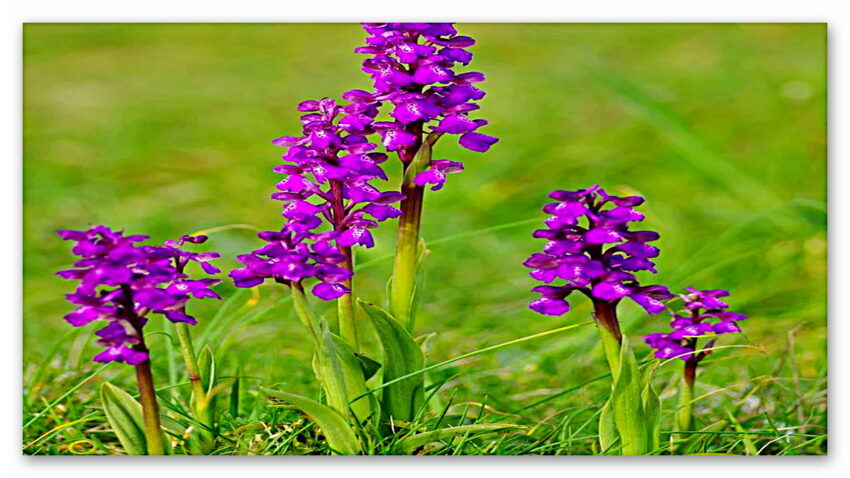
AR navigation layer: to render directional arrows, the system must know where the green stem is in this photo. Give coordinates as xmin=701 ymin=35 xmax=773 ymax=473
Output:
xmin=175 ymin=322 xmax=205 ymax=402
xmin=174 ymin=321 xmax=215 ymax=453
xmin=390 ymin=181 xmax=424 ymax=331
xmin=121 ymin=284 xmax=165 ymax=455
xmin=677 ymin=359 xmax=697 ymax=433
xmin=134 ymin=355 xmax=166 ymax=455
xmin=337 ymin=245 xmax=358 ymax=351
xmin=592 ymin=299 xmax=623 ymax=379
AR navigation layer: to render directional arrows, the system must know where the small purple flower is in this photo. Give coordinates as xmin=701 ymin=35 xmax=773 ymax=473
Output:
xmin=643 ymin=288 xmax=747 ymax=361
xmin=57 ymin=226 xmax=221 ymax=365
xmin=413 ymin=160 xmax=464 ymax=191
xmin=525 ymin=186 xmax=672 ymax=317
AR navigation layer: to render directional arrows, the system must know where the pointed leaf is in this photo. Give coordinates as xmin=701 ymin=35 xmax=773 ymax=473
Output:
xmin=359 ymin=299 xmax=425 ymax=423
xmin=394 ymin=424 xmax=517 ymax=454
xmin=355 ymin=353 xmax=382 ymax=381
xmin=198 ymin=345 xmax=216 ymax=395
xmin=609 ymin=338 xmax=648 ymax=455
xmin=100 ymin=382 xmax=147 ymax=455
xmin=598 ymin=398 xmax=618 ymax=453
xmin=315 ymin=327 xmax=372 ymax=424
xmin=229 ymin=366 xmax=241 ymax=417
xmin=641 ymin=362 xmax=661 ymax=452
xmin=261 ymin=388 xmax=360 ymax=455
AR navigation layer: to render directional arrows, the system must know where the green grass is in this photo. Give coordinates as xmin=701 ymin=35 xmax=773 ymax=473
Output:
xmin=22 ymin=23 xmax=826 ymax=455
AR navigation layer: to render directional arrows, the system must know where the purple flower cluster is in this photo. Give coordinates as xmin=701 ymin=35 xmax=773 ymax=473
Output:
xmin=524 ymin=186 xmax=673 ymax=317
xmin=349 ymin=22 xmax=498 ymax=189
xmin=643 ymin=288 xmax=747 ymax=360
xmin=57 ymin=226 xmax=221 ymax=365
xmin=229 ymin=226 xmax=356 ymax=301
xmin=229 ymin=97 xmax=406 ymax=300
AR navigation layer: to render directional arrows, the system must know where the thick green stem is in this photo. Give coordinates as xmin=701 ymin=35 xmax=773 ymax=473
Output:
xmin=390 ymin=128 xmax=439 ymax=331
xmin=390 ymin=182 xmax=424 ymax=330
xmin=134 ymin=355 xmax=166 ymax=455
xmin=592 ymin=299 xmax=623 ymax=379
xmin=337 ymin=246 xmax=358 ymax=351
xmin=677 ymin=359 xmax=697 ymax=433
xmin=329 ymin=179 xmax=355 ymax=345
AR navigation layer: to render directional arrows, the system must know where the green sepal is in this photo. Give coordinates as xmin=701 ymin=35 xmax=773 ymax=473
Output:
xmin=358 ymin=299 xmax=425 ymax=424
xmin=402 ymin=132 xmax=443 ymax=186
xmin=393 ymin=424 xmax=517 ymax=455
xmin=261 ymin=388 xmax=361 ymax=455
xmin=100 ymin=382 xmax=148 ymax=455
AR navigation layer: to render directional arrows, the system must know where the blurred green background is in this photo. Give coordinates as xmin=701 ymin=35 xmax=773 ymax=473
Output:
xmin=23 ymin=24 xmax=826 ymax=432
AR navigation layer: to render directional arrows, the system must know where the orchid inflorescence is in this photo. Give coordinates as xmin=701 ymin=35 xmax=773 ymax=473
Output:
xmin=229 ymin=97 xmax=403 ymax=300
xmin=351 ymin=22 xmax=497 ymax=181
xmin=56 ymin=226 xmax=220 ymax=365
xmin=524 ymin=185 xmax=674 ymax=318
xmin=644 ymin=287 xmax=747 ymax=361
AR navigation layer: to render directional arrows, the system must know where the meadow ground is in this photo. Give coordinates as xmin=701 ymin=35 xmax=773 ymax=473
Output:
xmin=23 ymin=23 xmax=826 ymax=454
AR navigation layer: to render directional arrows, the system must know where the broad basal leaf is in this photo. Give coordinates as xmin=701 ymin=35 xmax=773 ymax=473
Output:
xmin=359 ymin=299 xmax=425 ymax=424
xmin=261 ymin=388 xmax=361 ymax=455
xmin=100 ymin=382 xmax=147 ymax=455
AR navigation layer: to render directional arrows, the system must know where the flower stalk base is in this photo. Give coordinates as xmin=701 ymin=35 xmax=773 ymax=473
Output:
xmin=133 ymin=353 xmax=166 ymax=455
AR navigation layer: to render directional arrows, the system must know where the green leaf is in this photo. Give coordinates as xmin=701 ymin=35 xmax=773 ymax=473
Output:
xmin=355 ymin=353 xmax=382 ymax=381
xmin=676 ymin=419 xmax=728 ymax=455
xmin=229 ymin=365 xmax=241 ymax=417
xmin=609 ymin=338 xmax=648 ymax=455
xmin=394 ymin=424 xmax=517 ymax=454
xmin=359 ymin=299 xmax=425 ymax=424
xmin=403 ymin=132 xmax=442 ymax=185
xmin=261 ymin=388 xmax=361 ymax=455
xmin=598 ymin=398 xmax=618 ymax=454
xmin=198 ymin=345 xmax=216 ymax=395
xmin=641 ymin=362 xmax=661 ymax=452
xmin=726 ymin=409 xmax=758 ymax=455
xmin=315 ymin=326 xmax=372 ymax=424
xmin=100 ymin=382 xmax=147 ymax=455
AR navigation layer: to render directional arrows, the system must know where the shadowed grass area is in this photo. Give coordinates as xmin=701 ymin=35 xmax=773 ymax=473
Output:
xmin=23 ymin=23 xmax=826 ymax=455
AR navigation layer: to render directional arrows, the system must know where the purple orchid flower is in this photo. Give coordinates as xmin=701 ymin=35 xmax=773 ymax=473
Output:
xmin=230 ymin=96 xmax=404 ymax=301
xmin=57 ymin=226 xmax=221 ymax=365
xmin=643 ymin=287 xmax=747 ymax=361
xmin=351 ymin=23 xmax=497 ymax=183
xmin=524 ymin=186 xmax=673 ymax=319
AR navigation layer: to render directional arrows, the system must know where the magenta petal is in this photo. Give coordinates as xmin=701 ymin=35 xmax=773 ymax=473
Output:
xmin=312 ymin=282 xmax=349 ymax=301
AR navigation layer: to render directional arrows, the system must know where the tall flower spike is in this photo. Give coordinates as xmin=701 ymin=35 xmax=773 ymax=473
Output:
xmin=230 ymin=96 xmax=403 ymax=302
xmin=524 ymin=186 xmax=673 ymax=318
xmin=643 ymin=287 xmax=747 ymax=360
xmin=352 ymin=24 xmax=498 ymax=329
xmin=57 ymin=226 xmax=221 ymax=364
xmin=351 ymin=22 xmax=498 ymax=185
